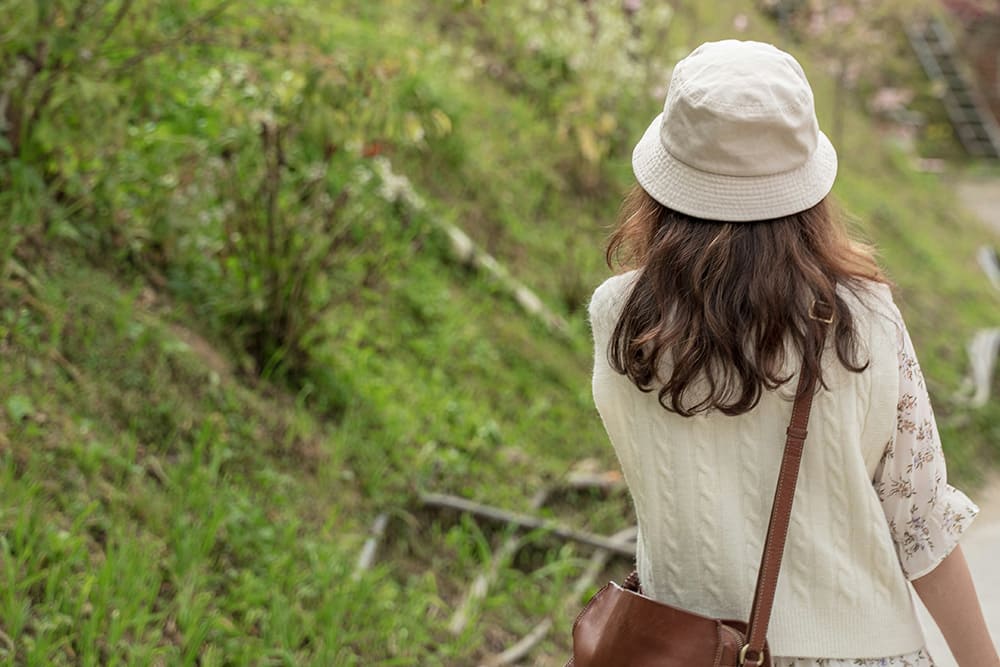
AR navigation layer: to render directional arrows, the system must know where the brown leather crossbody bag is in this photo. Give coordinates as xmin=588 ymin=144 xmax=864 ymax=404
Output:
xmin=568 ymin=317 xmax=828 ymax=667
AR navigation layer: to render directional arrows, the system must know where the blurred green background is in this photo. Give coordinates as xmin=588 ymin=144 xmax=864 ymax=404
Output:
xmin=1 ymin=0 xmax=998 ymax=664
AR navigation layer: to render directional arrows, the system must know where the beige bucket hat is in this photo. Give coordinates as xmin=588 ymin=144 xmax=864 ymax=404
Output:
xmin=632 ymin=40 xmax=838 ymax=222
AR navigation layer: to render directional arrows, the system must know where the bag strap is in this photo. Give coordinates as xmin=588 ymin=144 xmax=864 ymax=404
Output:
xmin=740 ymin=312 xmax=830 ymax=666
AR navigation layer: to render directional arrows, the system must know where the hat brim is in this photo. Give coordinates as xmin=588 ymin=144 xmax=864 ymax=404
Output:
xmin=632 ymin=113 xmax=838 ymax=222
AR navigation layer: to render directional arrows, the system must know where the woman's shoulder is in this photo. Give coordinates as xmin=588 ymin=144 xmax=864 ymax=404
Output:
xmin=837 ymin=279 xmax=907 ymax=354
xmin=838 ymin=279 xmax=902 ymax=324
xmin=588 ymin=270 xmax=640 ymax=327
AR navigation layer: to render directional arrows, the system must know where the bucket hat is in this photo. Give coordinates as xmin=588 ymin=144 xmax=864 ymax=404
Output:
xmin=632 ymin=40 xmax=838 ymax=222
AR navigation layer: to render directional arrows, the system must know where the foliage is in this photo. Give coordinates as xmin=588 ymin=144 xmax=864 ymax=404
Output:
xmin=0 ymin=0 xmax=236 ymax=258
xmin=763 ymin=0 xmax=934 ymax=144
xmin=421 ymin=0 xmax=679 ymax=193
xmin=0 ymin=0 xmax=458 ymax=380
xmin=0 ymin=0 xmax=998 ymax=664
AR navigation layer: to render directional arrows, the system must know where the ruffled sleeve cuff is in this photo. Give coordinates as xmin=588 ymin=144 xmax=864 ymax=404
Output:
xmin=899 ymin=485 xmax=979 ymax=581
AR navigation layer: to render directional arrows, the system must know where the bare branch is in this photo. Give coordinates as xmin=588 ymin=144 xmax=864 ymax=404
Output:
xmin=481 ymin=526 xmax=638 ymax=667
xmin=482 ymin=619 xmax=553 ymax=667
xmin=96 ymin=0 xmax=137 ymax=49
xmin=420 ymin=492 xmax=636 ymax=557
xmin=0 ymin=627 xmax=13 ymax=656
xmin=449 ymin=489 xmax=551 ymax=635
xmin=562 ymin=469 xmax=626 ymax=493
xmin=960 ymin=329 xmax=1000 ymax=407
xmin=114 ymin=0 xmax=239 ymax=73
xmin=354 ymin=513 xmax=390 ymax=578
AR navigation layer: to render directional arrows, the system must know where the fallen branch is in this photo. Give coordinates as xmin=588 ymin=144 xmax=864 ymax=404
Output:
xmin=450 ymin=489 xmax=551 ymax=635
xmin=959 ymin=328 xmax=1000 ymax=407
xmin=480 ymin=526 xmax=638 ymax=667
xmin=976 ymin=246 xmax=1000 ymax=292
xmin=353 ymin=512 xmax=390 ymax=579
xmin=0 ymin=627 xmax=13 ymax=655
xmin=570 ymin=525 xmax=639 ymax=599
xmin=143 ymin=455 xmax=169 ymax=487
xmin=483 ymin=618 xmax=553 ymax=667
xmin=420 ymin=492 xmax=636 ymax=558
xmin=956 ymin=246 xmax=1000 ymax=407
xmin=562 ymin=470 xmax=626 ymax=493
xmin=371 ymin=158 xmax=571 ymax=339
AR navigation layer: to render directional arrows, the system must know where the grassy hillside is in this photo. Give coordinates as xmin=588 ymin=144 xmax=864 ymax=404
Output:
xmin=1 ymin=1 xmax=998 ymax=665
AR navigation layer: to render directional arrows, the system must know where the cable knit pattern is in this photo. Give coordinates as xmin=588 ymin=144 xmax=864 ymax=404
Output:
xmin=823 ymin=393 xmax=855 ymax=607
xmin=740 ymin=418 xmax=765 ymax=603
xmin=869 ymin=500 xmax=898 ymax=606
xmin=588 ymin=273 xmax=935 ymax=659
xmin=696 ymin=428 xmax=724 ymax=607
xmin=655 ymin=437 xmax=683 ymax=601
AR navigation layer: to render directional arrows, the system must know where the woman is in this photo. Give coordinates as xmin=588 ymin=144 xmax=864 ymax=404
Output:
xmin=589 ymin=40 xmax=998 ymax=666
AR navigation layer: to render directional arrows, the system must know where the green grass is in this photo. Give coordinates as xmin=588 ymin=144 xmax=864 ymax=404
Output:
xmin=1 ymin=1 xmax=999 ymax=665
xmin=0 ymin=245 xmax=623 ymax=664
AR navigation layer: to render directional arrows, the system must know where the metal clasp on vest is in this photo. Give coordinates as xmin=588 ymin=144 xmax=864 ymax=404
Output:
xmin=808 ymin=298 xmax=834 ymax=324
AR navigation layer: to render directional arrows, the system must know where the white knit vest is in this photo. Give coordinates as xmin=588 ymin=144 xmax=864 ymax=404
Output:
xmin=589 ymin=271 xmax=925 ymax=658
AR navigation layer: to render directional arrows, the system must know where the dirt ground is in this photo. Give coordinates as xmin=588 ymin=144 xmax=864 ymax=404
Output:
xmin=955 ymin=178 xmax=1000 ymax=236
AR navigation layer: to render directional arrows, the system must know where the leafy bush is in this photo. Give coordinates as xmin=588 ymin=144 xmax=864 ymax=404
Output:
xmin=425 ymin=0 xmax=675 ymax=191
xmin=0 ymin=1 xmax=239 ymax=263
xmin=1 ymin=1 xmax=456 ymax=384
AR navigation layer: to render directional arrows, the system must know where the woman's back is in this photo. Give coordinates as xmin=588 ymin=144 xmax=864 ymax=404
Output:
xmin=585 ymin=38 xmax=996 ymax=666
xmin=590 ymin=271 xmax=925 ymax=658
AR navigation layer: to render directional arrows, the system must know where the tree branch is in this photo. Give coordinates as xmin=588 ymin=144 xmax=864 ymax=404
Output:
xmin=96 ymin=0 xmax=137 ymax=50
xmin=353 ymin=512 xmax=390 ymax=578
xmin=480 ymin=526 xmax=638 ymax=667
xmin=449 ymin=489 xmax=551 ymax=635
xmin=114 ymin=0 xmax=239 ymax=73
xmin=420 ymin=492 xmax=635 ymax=557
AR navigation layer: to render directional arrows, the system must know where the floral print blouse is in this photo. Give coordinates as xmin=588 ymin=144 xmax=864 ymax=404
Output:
xmin=775 ymin=311 xmax=979 ymax=666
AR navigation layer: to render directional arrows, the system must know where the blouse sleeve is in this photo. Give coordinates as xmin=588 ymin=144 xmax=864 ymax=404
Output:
xmin=872 ymin=309 xmax=979 ymax=581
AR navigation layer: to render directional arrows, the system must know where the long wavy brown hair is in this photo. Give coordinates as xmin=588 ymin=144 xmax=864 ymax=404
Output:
xmin=606 ymin=185 xmax=887 ymax=416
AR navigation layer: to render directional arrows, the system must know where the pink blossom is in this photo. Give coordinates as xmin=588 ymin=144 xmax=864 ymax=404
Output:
xmin=830 ymin=5 xmax=857 ymax=25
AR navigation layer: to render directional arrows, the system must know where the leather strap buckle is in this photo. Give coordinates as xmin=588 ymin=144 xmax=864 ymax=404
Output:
xmin=738 ymin=644 xmax=765 ymax=667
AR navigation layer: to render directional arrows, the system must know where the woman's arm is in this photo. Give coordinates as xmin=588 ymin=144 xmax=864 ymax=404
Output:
xmin=875 ymin=306 xmax=995 ymax=665
xmin=912 ymin=545 xmax=999 ymax=667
